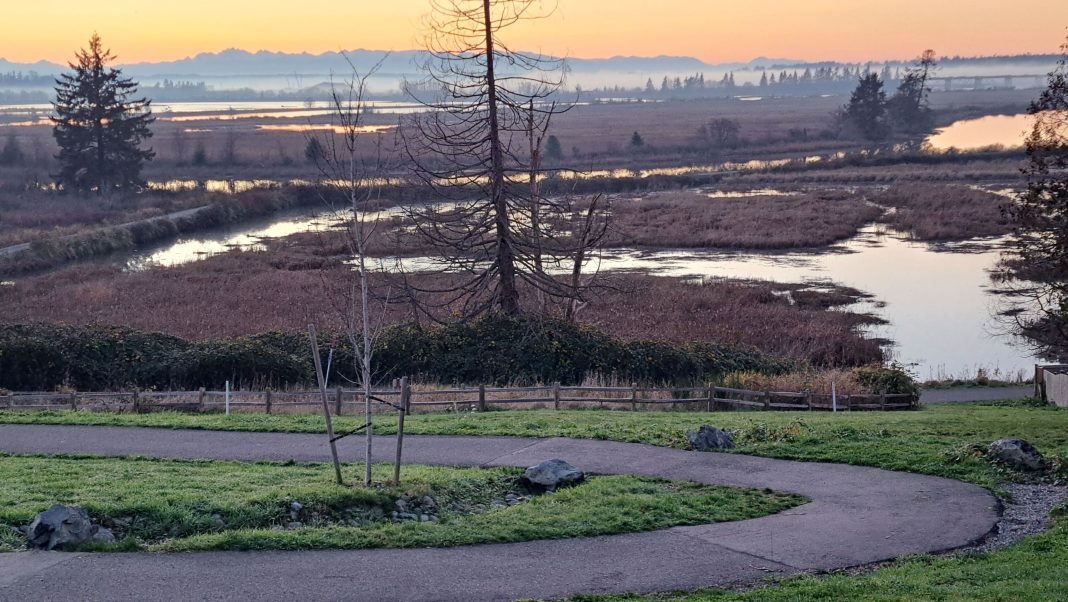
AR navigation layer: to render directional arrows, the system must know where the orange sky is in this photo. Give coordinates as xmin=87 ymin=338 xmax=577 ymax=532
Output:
xmin=2 ymin=0 xmax=1066 ymax=64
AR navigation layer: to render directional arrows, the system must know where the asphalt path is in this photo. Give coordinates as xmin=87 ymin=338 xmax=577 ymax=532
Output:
xmin=0 ymin=425 xmax=999 ymax=602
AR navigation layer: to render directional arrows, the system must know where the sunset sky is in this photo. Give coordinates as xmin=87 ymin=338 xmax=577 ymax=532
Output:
xmin=2 ymin=0 xmax=1066 ymax=64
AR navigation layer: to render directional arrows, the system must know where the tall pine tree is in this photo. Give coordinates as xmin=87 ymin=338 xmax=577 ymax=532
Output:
xmin=52 ymin=34 xmax=154 ymax=194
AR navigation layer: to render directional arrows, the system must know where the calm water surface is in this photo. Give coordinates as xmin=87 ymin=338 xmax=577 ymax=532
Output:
xmin=122 ymin=203 xmax=1036 ymax=378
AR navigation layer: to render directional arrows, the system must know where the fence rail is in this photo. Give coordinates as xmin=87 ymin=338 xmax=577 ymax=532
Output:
xmin=0 ymin=383 xmax=918 ymax=415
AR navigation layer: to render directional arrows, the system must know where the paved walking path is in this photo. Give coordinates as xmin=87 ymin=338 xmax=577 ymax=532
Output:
xmin=920 ymin=385 xmax=1034 ymax=404
xmin=0 ymin=425 xmax=999 ymax=602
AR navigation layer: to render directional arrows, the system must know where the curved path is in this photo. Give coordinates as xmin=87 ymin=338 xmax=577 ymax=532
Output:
xmin=0 ymin=425 xmax=998 ymax=602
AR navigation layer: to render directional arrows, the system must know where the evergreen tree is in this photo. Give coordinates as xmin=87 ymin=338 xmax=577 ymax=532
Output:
xmin=996 ymin=42 xmax=1068 ymax=356
xmin=52 ymin=34 xmax=154 ymax=194
xmin=630 ymin=131 xmax=645 ymax=148
xmin=887 ymin=50 xmax=938 ymax=134
xmin=842 ymin=73 xmax=889 ymax=142
xmin=544 ymin=134 xmax=563 ymax=160
xmin=0 ymin=134 xmax=22 ymax=166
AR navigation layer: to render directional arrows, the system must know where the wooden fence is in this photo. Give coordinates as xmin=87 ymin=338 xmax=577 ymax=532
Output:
xmin=0 ymin=383 xmax=918 ymax=414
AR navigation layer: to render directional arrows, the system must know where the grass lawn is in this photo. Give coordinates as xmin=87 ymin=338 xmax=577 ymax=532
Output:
xmin=0 ymin=455 xmax=801 ymax=553
xmin=4 ymin=403 xmax=1066 ymax=489
xmin=3 ymin=403 xmax=1067 ymax=600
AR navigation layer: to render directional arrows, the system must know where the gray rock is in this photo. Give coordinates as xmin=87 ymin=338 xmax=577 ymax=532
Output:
xmin=90 ymin=526 xmax=115 ymax=544
xmin=25 ymin=505 xmax=95 ymax=550
xmin=988 ymin=439 xmax=1046 ymax=472
xmin=419 ymin=514 xmax=431 ymax=522
xmin=687 ymin=425 xmax=735 ymax=451
xmin=210 ymin=514 xmax=226 ymax=530
xmin=285 ymin=521 xmax=303 ymax=530
xmin=395 ymin=513 xmax=418 ymax=522
xmin=520 ymin=459 xmax=585 ymax=492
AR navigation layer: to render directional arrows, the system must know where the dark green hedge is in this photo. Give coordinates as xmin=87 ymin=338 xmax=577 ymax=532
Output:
xmin=0 ymin=317 xmax=794 ymax=391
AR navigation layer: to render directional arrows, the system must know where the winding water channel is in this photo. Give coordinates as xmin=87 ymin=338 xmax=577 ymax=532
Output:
xmin=112 ymin=201 xmax=1036 ymax=380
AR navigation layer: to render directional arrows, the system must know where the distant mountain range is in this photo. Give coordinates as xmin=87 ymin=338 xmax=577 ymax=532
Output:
xmin=0 ymin=49 xmax=1059 ymax=97
xmin=0 ymin=49 xmax=829 ymax=79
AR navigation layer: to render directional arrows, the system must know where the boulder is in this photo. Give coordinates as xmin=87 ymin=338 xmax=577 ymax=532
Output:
xmin=988 ymin=439 xmax=1046 ymax=472
xmin=90 ymin=526 xmax=115 ymax=545
xmin=520 ymin=459 xmax=585 ymax=492
xmin=687 ymin=425 xmax=735 ymax=451
xmin=25 ymin=505 xmax=95 ymax=551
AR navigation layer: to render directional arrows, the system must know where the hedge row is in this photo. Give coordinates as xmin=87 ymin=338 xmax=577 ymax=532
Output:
xmin=0 ymin=317 xmax=795 ymax=391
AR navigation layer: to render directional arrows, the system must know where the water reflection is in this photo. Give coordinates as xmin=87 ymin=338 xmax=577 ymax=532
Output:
xmin=390 ymin=225 xmax=1033 ymax=378
xmin=926 ymin=114 xmax=1031 ymax=151
xmin=108 ymin=197 xmax=1036 ymax=378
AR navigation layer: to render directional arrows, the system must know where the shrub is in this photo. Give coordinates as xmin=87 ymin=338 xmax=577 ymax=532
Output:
xmin=852 ymin=363 xmax=919 ymax=395
xmin=0 ymin=318 xmax=795 ymax=391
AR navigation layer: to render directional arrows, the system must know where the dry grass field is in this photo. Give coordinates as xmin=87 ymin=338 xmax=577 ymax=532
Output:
xmin=0 ymin=243 xmax=883 ymax=366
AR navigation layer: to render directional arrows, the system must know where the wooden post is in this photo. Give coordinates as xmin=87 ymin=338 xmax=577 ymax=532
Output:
xmin=69 ymin=391 xmax=78 ymax=411
xmin=706 ymin=383 xmax=713 ymax=412
xmin=197 ymin=387 xmax=206 ymax=412
xmin=763 ymin=391 xmax=771 ymax=411
xmin=394 ymin=377 xmax=409 ymax=485
xmin=478 ymin=384 xmax=487 ymax=412
xmin=880 ymin=393 xmax=887 ymax=411
xmin=309 ymin=325 xmax=344 ymax=486
xmin=265 ymin=389 xmax=273 ymax=415
xmin=335 ymin=387 xmax=343 ymax=416
xmin=806 ymin=392 xmax=814 ymax=411
xmin=631 ymin=384 xmax=638 ymax=412
xmin=132 ymin=389 xmax=141 ymax=414
xmin=553 ymin=382 xmax=561 ymax=410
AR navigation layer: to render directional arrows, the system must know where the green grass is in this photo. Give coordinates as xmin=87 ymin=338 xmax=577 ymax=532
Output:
xmin=5 ymin=404 xmax=1066 ymax=489
xmin=0 ymin=455 xmax=801 ymax=553
xmin=4 ymin=405 xmax=1068 ymax=600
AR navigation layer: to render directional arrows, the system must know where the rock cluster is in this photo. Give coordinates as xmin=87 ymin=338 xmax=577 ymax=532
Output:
xmin=687 ymin=425 xmax=735 ymax=451
xmin=392 ymin=494 xmax=440 ymax=522
xmin=988 ymin=439 xmax=1046 ymax=472
xmin=24 ymin=504 xmax=114 ymax=550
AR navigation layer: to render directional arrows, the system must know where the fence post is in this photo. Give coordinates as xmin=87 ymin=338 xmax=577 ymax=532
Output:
xmin=335 ymin=387 xmax=343 ymax=416
xmin=631 ymin=384 xmax=638 ymax=412
xmin=880 ymin=393 xmax=887 ymax=411
xmin=706 ymin=383 xmax=713 ymax=412
xmin=806 ymin=392 xmax=814 ymax=411
xmin=763 ymin=391 xmax=771 ymax=411
xmin=553 ymin=382 xmax=561 ymax=410
xmin=478 ymin=384 xmax=487 ymax=412
xmin=394 ymin=377 xmax=410 ymax=485
xmin=198 ymin=387 xmax=206 ymax=412
xmin=132 ymin=389 xmax=141 ymax=414
xmin=70 ymin=391 xmax=79 ymax=411
xmin=265 ymin=389 xmax=273 ymax=415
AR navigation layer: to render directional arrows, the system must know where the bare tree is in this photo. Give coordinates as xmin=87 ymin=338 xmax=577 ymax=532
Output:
xmin=401 ymin=0 xmax=605 ymax=319
xmin=307 ymin=58 xmax=396 ymax=486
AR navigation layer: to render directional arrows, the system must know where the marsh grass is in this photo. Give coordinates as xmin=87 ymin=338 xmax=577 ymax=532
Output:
xmin=872 ymin=183 xmax=1012 ymax=241
xmin=601 ymin=189 xmax=881 ymax=249
xmin=0 ymin=266 xmax=882 ymax=367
